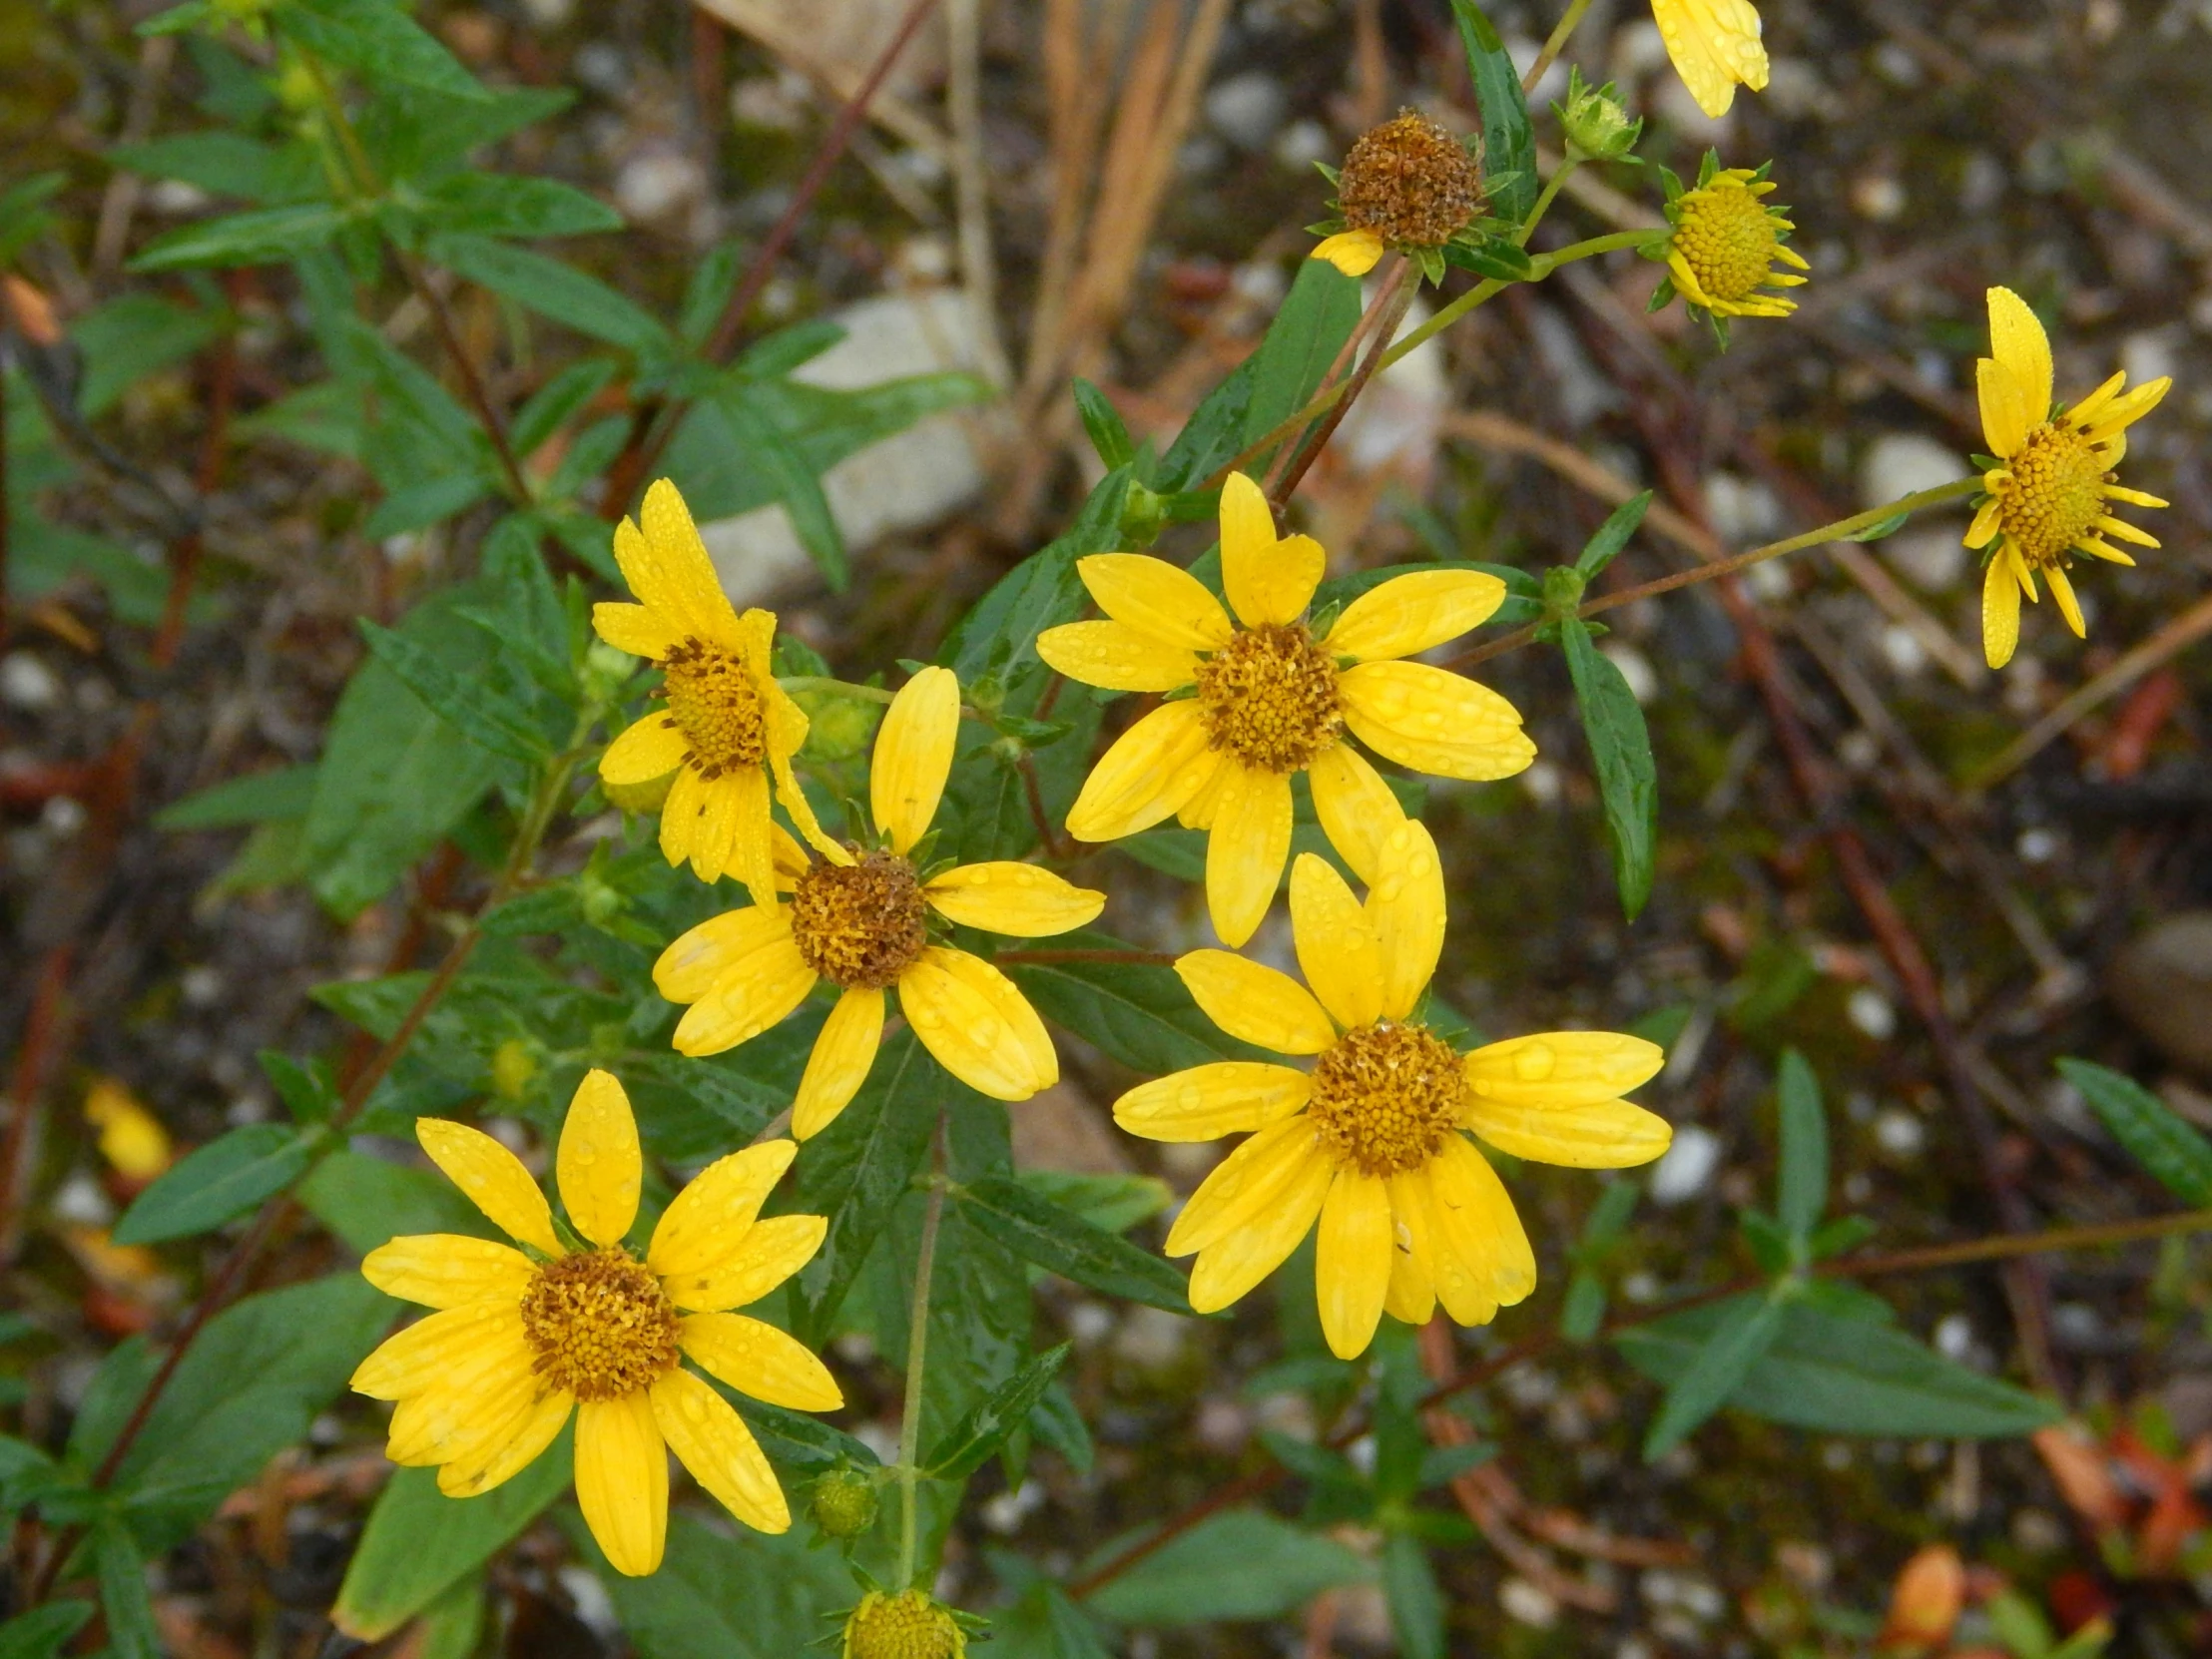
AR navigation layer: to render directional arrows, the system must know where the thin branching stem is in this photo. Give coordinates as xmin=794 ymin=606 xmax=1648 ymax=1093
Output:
xmin=1524 ymin=0 xmax=1596 ymax=94
xmin=896 ymin=1112 xmax=950 ymax=1591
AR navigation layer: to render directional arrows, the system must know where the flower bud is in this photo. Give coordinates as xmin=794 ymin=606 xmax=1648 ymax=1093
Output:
xmin=842 ymin=1589 xmax=965 ymax=1659
xmin=489 ymin=1039 xmax=539 ymax=1103
xmin=1557 ymin=70 xmax=1642 ymax=163
xmin=809 ymin=1468 xmax=879 ymax=1540
xmin=1119 ymin=482 xmax=1169 ymax=549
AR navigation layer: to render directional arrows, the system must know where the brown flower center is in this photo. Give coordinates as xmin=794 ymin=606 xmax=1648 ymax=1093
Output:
xmin=1672 ymin=184 xmax=1780 ymax=303
xmin=1338 ymin=110 xmax=1483 ymax=250
xmin=660 ymin=638 xmax=766 ymax=779
xmin=519 ymin=1248 xmax=681 ymax=1401
xmin=1194 ymin=623 xmax=1343 ymax=774
xmin=845 ymin=1591 xmax=961 ymax=1659
xmin=791 ymin=850 xmax=930 ymax=989
xmin=1997 ymin=421 xmax=2109 ymax=569
xmin=1307 ymin=1022 xmax=1465 ymax=1177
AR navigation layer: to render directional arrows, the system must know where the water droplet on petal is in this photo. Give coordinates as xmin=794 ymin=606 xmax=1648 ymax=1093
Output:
xmin=1512 ymin=1041 xmax=1556 ymax=1082
xmin=1177 ymin=1082 xmax=1205 ymax=1111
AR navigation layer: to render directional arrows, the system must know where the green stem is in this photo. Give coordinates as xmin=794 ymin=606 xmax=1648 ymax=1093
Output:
xmin=1512 ymin=158 xmax=1579 ymax=250
xmin=1525 ymin=0 xmax=1596 ymax=93
xmin=895 ymin=1114 xmax=949 ymax=1590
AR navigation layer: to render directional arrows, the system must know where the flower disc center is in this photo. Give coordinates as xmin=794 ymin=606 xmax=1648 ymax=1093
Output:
xmin=792 ymin=850 xmax=930 ymax=989
xmin=1338 ymin=109 xmax=1483 ymax=249
xmin=1194 ymin=623 xmax=1344 ymax=774
xmin=1673 ymin=185 xmax=1779 ymax=303
xmin=661 ymin=638 xmax=767 ymax=779
xmin=519 ymin=1248 xmax=681 ymax=1401
xmin=1307 ymin=1023 xmax=1465 ymax=1178
xmin=1999 ymin=421 xmax=2108 ymax=568
xmin=845 ymin=1591 xmax=961 ymax=1659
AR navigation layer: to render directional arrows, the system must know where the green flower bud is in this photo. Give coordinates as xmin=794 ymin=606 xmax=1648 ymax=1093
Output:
xmin=1542 ymin=564 xmax=1588 ymax=619
xmin=842 ymin=1589 xmax=964 ymax=1659
xmin=1556 ymin=69 xmax=1642 ymax=163
xmin=490 ymin=1039 xmax=539 ymax=1102
xmin=792 ymin=690 xmax=881 ymax=763
xmin=810 ymin=1469 xmax=880 ymax=1539
xmin=1119 ymin=483 xmax=1169 ymax=549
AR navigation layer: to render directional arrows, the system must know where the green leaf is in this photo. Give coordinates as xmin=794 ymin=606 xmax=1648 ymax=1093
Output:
xmin=130 ymin=204 xmax=346 ymax=272
xmin=1560 ymin=619 xmax=1656 ymax=920
xmin=729 ymin=1395 xmax=881 ymax=1473
xmin=1440 ymin=238 xmax=1536 ymax=282
xmin=1237 ymin=258 xmax=1363 ymax=472
xmin=359 ymin=617 xmax=551 ymax=763
xmin=923 ymin=1343 xmax=1073 ymax=1478
xmin=1081 ymin=1508 xmax=1372 ymax=1626
xmin=1776 ymin=1048 xmax=1827 ymax=1241
xmin=942 ymin=469 xmax=1132 ymax=693
xmin=411 ymin=173 xmax=621 ymax=240
xmin=992 ymin=1579 xmax=1116 ymax=1659
xmin=1155 ymin=358 xmax=1252 ymax=492
xmin=789 ymin=1029 xmax=945 ymax=1343
xmin=1576 ymin=491 xmax=1652 ymax=578
xmin=1018 ymin=1169 xmax=1170 ymax=1234
xmin=2058 ymin=1057 xmax=2212 ymax=1206
xmin=719 ymin=389 xmax=847 ymax=590
xmin=112 ymin=1123 xmax=315 ymax=1246
xmin=259 ymin=1050 xmax=336 ymax=1123
xmin=1382 ymin=1533 xmax=1446 ymax=1659
xmin=1072 ymin=377 xmax=1135 ymax=469
xmin=356 ymin=84 xmax=569 ymax=186
xmin=155 ymin=764 xmax=317 ymax=830
xmin=1450 ymin=1 xmax=1537 ymax=224
xmin=0 ymin=1604 xmax=93 ymax=1659
xmin=95 ymin=1513 xmax=162 ymax=1659
xmin=1641 ymin=1289 xmax=1786 ymax=1458
xmin=1617 ymin=1295 xmax=2061 ymax=1439
xmin=1843 ymin=508 xmax=1912 ymax=543
xmin=954 ymin=1175 xmax=1190 ymax=1313
xmin=299 ymin=1148 xmax=499 ymax=1252
xmin=1003 ymin=930 xmax=1263 ymax=1074
xmin=510 ymin=358 xmax=619 ymax=460
xmin=428 ymin=234 xmax=668 ymax=354
xmin=569 ymin=1510 xmax=853 ymax=1659
xmin=70 ymin=292 xmax=227 ymax=417
xmin=277 ymin=0 xmax=490 ymax=101
xmin=331 ymin=1448 xmax=572 ymax=1641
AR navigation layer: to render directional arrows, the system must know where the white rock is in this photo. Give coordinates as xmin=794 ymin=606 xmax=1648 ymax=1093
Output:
xmin=1860 ymin=433 xmax=1968 ymax=511
xmin=1500 ymin=1576 xmax=1561 ymax=1629
xmin=614 ymin=150 xmax=703 ymax=222
xmin=1703 ymin=471 xmax=1782 ymax=544
xmin=557 ymin=1567 xmax=620 ymax=1638
xmin=1273 ymin=118 xmax=1333 ymax=172
xmin=1600 ymin=641 xmax=1659 ymax=705
xmin=1648 ymin=1124 xmax=1721 ymax=1204
xmin=1875 ymin=1107 xmax=1925 ymax=1156
xmin=1204 ymin=71 xmax=1286 ymax=152
xmin=1847 ymin=985 xmax=1897 ymax=1040
xmin=1 ymin=652 xmax=60 ymax=710
xmin=1530 ymin=305 xmax=1619 ymax=429
xmin=700 ymin=289 xmax=998 ymax=607
xmin=2123 ymin=327 xmax=2182 ymax=388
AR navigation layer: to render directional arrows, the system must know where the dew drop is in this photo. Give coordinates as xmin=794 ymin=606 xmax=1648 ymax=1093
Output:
xmin=1511 ymin=1041 xmax=1556 ymax=1082
xmin=1177 ymin=1082 xmax=1205 ymax=1112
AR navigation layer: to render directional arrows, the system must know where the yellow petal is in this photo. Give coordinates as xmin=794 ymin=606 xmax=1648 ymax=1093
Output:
xmin=666 ymin=1213 xmax=827 ymax=1313
xmin=656 ymin=903 xmax=797 ymax=1003
xmin=557 ymin=1069 xmax=642 ymax=1249
xmin=1339 ymin=662 xmax=1535 ymax=781
xmin=2076 ymin=538 xmax=2137 ymax=567
xmin=898 ymin=946 xmax=1058 ymax=1101
xmin=1963 ymin=498 xmax=2001 ymax=551
xmin=1650 ymin=0 xmax=1769 ymax=119
xmin=600 ymin=714 xmax=689 ymax=786
xmin=1975 ymin=356 xmax=2030 ymax=461
xmin=1382 ymin=1216 xmax=1435 ymax=1327
xmin=658 ymin=763 xmax=707 ymax=873
xmin=1187 ymin=1141 xmax=1334 ymax=1314
xmin=1367 ymin=818 xmax=1445 ymax=1022
xmin=1205 ymin=764 xmax=1293 ymax=949
xmin=1463 ymin=1096 xmax=1673 ymax=1169
xmin=719 ymin=763 xmax=778 ymax=912
xmin=1425 ymin=1137 xmax=1535 ymax=1323
xmin=2092 ymin=514 xmax=2160 ymax=548
xmin=648 ymin=1139 xmax=797 ymax=1280
xmin=1112 ymin=1062 xmax=1313 ymax=1142
xmin=576 ymin=1391 xmax=668 ymax=1577
xmin=1462 ymin=1031 xmax=1665 ymax=1108
xmin=1175 ymin=752 xmax=1233 ymax=830
xmin=2045 ymin=563 xmax=2086 ymax=638
xmin=872 ymin=666 xmax=960 ymax=854
xmin=651 ymin=1368 xmax=788 ymax=1533
xmin=1322 ymin=570 xmax=1505 ymax=663
xmin=352 ymin=1302 xmax=524 ymax=1398
xmin=1289 ymin=853 xmax=1382 ymax=1030
xmin=1982 ymin=551 xmax=2021 ymax=670
xmin=415 ymin=1120 xmax=561 ymax=1257
xmin=1310 ymin=229 xmax=1384 ymax=277
xmin=1315 ymin=1169 xmax=1393 ymax=1360
xmin=681 ymin=1312 xmax=845 ymax=1410
xmin=362 ymin=1234 xmax=539 ymax=1310
xmin=2069 ymin=369 xmax=2131 ymax=424
xmin=593 ymin=601 xmax=680 ymax=662
xmin=1307 ymin=742 xmax=1405 ymax=884
xmin=437 ymin=1385 xmax=572 ymax=1499
xmin=659 ymin=913 xmax=817 ymax=1058
xmin=766 ymin=682 xmax=839 ymax=864
xmin=2081 ymin=376 xmax=2171 ymax=441
xmin=1076 ymin=554 xmax=1233 ymax=650
xmin=792 ymin=987 xmax=884 ymax=1141
xmin=1036 ymin=621 xmax=1201 ymax=694
xmin=1175 ymin=949 xmax=1337 ymax=1055
xmin=924 ymin=862 xmax=1104 ymax=937
xmin=387 ymin=1346 xmax=545 ymax=1466
xmin=1985 ymin=287 xmax=2053 ymax=423
xmin=1166 ymin=1116 xmax=1325 ymax=1256
xmin=1220 ymin=471 xmax=1324 ymax=629
xmin=634 ymin=478 xmax=742 ymax=648
xmin=1064 ymin=701 xmax=1220 ymax=841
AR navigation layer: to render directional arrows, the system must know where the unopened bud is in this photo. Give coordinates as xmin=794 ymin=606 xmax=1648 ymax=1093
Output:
xmin=842 ymin=1589 xmax=964 ymax=1659
xmin=809 ymin=1469 xmax=879 ymax=1539
xmin=490 ymin=1039 xmax=539 ymax=1102
xmin=1119 ymin=483 xmax=1169 ymax=549
xmin=791 ymin=690 xmax=880 ymax=763
xmin=1541 ymin=565 xmax=1587 ymax=619
xmin=1557 ymin=70 xmax=1642 ymax=163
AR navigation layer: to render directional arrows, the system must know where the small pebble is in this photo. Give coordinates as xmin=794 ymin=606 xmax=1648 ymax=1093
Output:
xmin=1847 ymin=986 xmax=1897 ymax=1041
xmin=0 ymin=653 xmax=60 ymax=710
xmin=1648 ymin=1125 xmax=1721 ymax=1205
xmin=1203 ymin=71 xmax=1285 ymax=152
xmin=1499 ymin=1576 xmax=1560 ymax=1629
xmin=1874 ymin=1107 xmax=1925 ymax=1157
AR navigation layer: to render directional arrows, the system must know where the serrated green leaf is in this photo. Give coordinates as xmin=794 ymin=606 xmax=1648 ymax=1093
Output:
xmin=1843 ymin=509 xmax=1912 ymax=543
xmin=69 ymin=292 xmax=228 ymax=417
xmin=923 ymin=1344 xmax=1072 ymax=1478
xmin=718 ymin=389 xmax=847 ymax=590
xmin=1156 ymin=358 xmax=1254 ymax=493
xmin=298 ymin=1148 xmax=499 ymax=1252
xmin=130 ymin=204 xmax=346 ymax=272
xmin=1003 ymin=929 xmax=1264 ymax=1074
xmin=510 ymin=359 xmax=619 ymax=459
xmin=1238 ymin=258 xmax=1363 ymax=473
xmin=278 ymin=0 xmax=490 ymax=102
xmin=359 ymin=618 xmax=551 ymax=763
xmin=567 ymin=1510 xmax=854 ymax=1659
xmin=113 ymin=1123 xmax=315 ymax=1245
xmin=1560 ymin=619 xmax=1656 ymax=919
xmin=429 ymin=234 xmax=668 ymax=354
xmin=1776 ymin=1048 xmax=1827 ymax=1241
xmin=1449 ymin=0 xmax=1536 ymax=224
xmin=2058 ymin=1058 xmax=2212 ymax=1206
xmin=954 ymin=1175 xmax=1189 ymax=1313
xmin=1641 ymin=1290 xmax=1787 ymax=1458
xmin=95 ymin=1513 xmax=161 ymax=1659
xmin=411 ymin=173 xmax=621 ymax=240
xmin=1440 ymin=238 xmax=1535 ymax=282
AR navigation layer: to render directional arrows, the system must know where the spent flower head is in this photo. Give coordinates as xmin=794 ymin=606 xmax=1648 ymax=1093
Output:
xmin=1966 ymin=286 xmax=2172 ymax=669
xmin=1309 ymin=109 xmax=1494 ymax=282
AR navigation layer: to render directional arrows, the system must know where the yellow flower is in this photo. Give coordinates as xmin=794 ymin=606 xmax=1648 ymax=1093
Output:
xmin=842 ymin=1590 xmax=967 ymax=1659
xmin=83 ymin=1077 xmax=172 ymax=1182
xmin=655 ymin=667 xmax=1103 ymax=1138
xmin=1966 ymin=286 xmax=2172 ymax=670
xmin=351 ymin=1070 xmax=840 ymax=1577
xmin=1651 ymin=0 xmax=1769 ymax=120
xmin=594 ymin=479 xmax=828 ymax=905
xmin=1114 ymin=822 xmax=1669 ymax=1360
xmin=1310 ymin=110 xmax=1484 ymax=278
xmin=1037 ymin=471 xmax=1532 ymax=948
xmin=1662 ymin=166 xmax=1806 ymax=320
